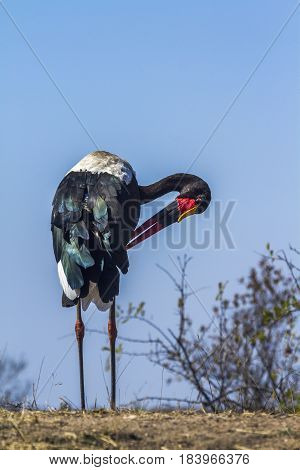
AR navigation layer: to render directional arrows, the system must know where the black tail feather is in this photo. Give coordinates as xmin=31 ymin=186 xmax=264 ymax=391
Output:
xmin=62 ymin=292 xmax=78 ymax=308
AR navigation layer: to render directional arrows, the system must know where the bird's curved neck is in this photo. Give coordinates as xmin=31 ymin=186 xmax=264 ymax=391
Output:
xmin=138 ymin=173 xmax=195 ymax=204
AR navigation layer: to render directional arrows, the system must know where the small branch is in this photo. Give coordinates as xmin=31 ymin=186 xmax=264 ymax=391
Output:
xmin=86 ymin=328 xmax=159 ymax=344
xmin=121 ymin=396 xmax=204 ymax=407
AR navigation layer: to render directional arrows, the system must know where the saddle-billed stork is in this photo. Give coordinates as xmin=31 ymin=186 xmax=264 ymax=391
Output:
xmin=51 ymin=151 xmax=211 ymax=410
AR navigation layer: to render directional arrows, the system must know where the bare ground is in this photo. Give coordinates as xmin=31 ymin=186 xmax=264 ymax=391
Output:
xmin=0 ymin=409 xmax=299 ymax=450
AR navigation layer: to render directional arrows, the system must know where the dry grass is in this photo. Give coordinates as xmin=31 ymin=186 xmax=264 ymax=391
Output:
xmin=0 ymin=408 xmax=299 ymax=450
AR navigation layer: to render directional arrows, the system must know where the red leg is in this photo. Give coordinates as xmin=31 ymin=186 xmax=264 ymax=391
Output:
xmin=108 ymin=298 xmax=117 ymax=410
xmin=75 ymin=299 xmax=85 ymax=410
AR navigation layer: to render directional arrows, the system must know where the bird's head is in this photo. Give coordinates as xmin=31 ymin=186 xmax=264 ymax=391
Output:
xmin=127 ymin=175 xmax=211 ymax=249
xmin=176 ymin=177 xmax=211 ymax=222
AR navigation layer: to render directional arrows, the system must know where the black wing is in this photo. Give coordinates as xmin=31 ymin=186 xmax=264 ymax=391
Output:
xmin=51 ymin=171 xmax=140 ymax=309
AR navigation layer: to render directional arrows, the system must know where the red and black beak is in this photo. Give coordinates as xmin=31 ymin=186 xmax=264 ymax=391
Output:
xmin=126 ymin=197 xmax=203 ymax=250
xmin=126 ymin=200 xmax=179 ymax=250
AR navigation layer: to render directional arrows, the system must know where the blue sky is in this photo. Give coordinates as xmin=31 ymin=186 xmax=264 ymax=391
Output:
xmin=1 ymin=0 xmax=299 ymax=408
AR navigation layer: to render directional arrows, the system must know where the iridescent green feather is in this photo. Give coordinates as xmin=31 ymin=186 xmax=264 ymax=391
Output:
xmin=70 ymin=220 xmax=89 ymax=240
xmin=102 ymin=231 xmax=111 ymax=253
xmin=52 ymin=225 xmax=64 ymax=262
xmin=66 ymin=238 xmax=95 ymax=269
xmin=92 ymin=196 xmax=108 ymax=231
xmin=61 ymin=246 xmax=84 ymax=289
xmin=64 ymin=194 xmax=80 ymax=212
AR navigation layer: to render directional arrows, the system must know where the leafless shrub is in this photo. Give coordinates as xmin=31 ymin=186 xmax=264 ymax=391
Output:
xmin=0 ymin=351 xmax=29 ymax=407
xmin=118 ymin=248 xmax=300 ymax=411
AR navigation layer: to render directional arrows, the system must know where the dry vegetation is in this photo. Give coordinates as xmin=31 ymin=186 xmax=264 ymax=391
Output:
xmin=1 ymin=249 xmax=299 ymax=451
xmin=0 ymin=408 xmax=299 ymax=450
xmin=115 ymin=251 xmax=300 ymax=413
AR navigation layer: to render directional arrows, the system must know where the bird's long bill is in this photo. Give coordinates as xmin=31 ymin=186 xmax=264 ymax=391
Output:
xmin=126 ymin=201 xmax=179 ymax=250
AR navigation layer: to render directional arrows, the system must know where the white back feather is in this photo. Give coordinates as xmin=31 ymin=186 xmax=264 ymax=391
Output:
xmin=67 ymin=151 xmax=134 ymax=185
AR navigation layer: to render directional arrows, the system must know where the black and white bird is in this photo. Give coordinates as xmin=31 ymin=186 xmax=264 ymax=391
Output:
xmin=51 ymin=150 xmax=211 ymax=409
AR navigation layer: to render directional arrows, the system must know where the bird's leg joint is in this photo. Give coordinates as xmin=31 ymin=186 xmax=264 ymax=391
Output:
xmin=108 ymin=318 xmax=117 ymax=343
xmin=75 ymin=319 xmax=85 ymax=342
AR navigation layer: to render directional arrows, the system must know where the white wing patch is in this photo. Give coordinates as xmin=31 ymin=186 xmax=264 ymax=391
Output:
xmin=67 ymin=150 xmax=134 ymax=185
xmin=58 ymin=260 xmax=78 ymax=301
